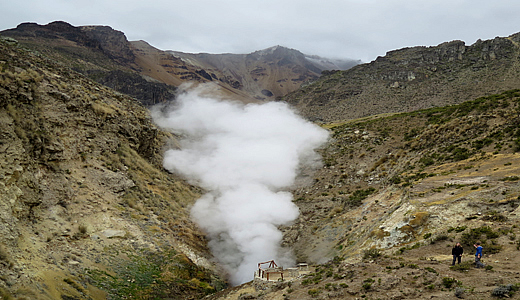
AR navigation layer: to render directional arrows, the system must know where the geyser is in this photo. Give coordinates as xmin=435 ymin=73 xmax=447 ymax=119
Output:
xmin=152 ymin=84 xmax=329 ymax=285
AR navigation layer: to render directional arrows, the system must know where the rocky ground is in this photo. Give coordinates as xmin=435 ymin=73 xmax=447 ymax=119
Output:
xmin=207 ymin=240 xmax=520 ymax=299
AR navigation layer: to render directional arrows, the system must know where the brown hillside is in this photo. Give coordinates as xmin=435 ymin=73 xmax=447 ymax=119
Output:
xmin=0 ymin=37 xmax=226 ymax=300
xmin=285 ymin=32 xmax=520 ymax=123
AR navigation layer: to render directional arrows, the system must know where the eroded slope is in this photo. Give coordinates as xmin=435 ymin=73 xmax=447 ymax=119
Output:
xmin=0 ymin=38 xmax=225 ymax=300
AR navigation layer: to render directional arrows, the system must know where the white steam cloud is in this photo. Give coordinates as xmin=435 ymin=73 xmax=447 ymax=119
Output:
xmin=152 ymin=85 xmax=329 ymax=285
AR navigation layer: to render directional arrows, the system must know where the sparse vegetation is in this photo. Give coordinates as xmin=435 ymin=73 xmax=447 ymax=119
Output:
xmin=344 ymin=187 xmax=376 ymax=208
xmin=87 ymin=250 xmax=222 ymax=299
xmin=450 ymin=261 xmax=473 ymax=272
xmin=0 ymin=287 xmax=13 ymax=300
xmin=460 ymin=226 xmax=503 ymax=253
xmin=442 ymin=277 xmax=460 ymax=289
xmin=307 ymin=288 xmax=321 ymax=297
xmin=491 ymin=284 xmax=520 ymax=298
xmin=430 ymin=234 xmax=450 ymax=244
xmin=363 ymin=248 xmax=382 ymax=260
xmin=78 ymin=224 xmax=88 ymax=234
xmin=447 ymin=226 xmax=467 ymax=233
xmin=499 ymin=176 xmax=520 ymax=182
xmin=362 ymin=278 xmax=375 ymax=290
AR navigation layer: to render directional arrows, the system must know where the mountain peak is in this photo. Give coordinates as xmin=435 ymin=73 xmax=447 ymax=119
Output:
xmin=251 ymin=45 xmax=301 ymax=56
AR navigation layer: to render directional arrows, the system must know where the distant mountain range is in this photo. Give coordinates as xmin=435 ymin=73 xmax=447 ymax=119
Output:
xmin=0 ymin=21 xmax=360 ymax=104
xmin=168 ymin=45 xmax=359 ymax=100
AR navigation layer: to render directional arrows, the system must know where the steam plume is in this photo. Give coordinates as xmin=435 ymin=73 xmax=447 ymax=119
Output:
xmin=152 ymin=84 xmax=329 ymax=285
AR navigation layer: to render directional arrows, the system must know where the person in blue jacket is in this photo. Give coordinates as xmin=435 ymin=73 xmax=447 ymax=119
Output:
xmin=474 ymin=242 xmax=485 ymax=268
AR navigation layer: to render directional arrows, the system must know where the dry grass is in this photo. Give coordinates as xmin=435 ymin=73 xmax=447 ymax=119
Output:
xmin=0 ymin=244 xmax=10 ymax=262
xmin=91 ymin=101 xmax=117 ymax=117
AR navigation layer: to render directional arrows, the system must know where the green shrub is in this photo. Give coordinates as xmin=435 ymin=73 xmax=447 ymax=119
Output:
xmin=308 ymin=289 xmax=320 ymax=297
xmin=472 ymin=138 xmax=493 ymax=150
xmin=448 ymin=146 xmax=472 ymax=161
xmin=460 ymin=226 xmax=499 ymax=247
xmin=486 ymin=241 xmax=503 ymax=254
xmin=404 ymin=128 xmax=421 ymax=141
xmin=499 ymin=176 xmax=520 ymax=182
xmin=363 ymin=248 xmax=381 ymax=260
xmin=482 ymin=211 xmax=508 ymax=222
xmin=447 ymin=226 xmax=467 ymax=233
xmin=389 ymin=175 xmax=402 ymax=184
xmin=345 ymin=187 xmax=377 ymax=207
xmin=442 ymin=277 xmax=460 ymax=289
xmin=430 ymin=234 xmax=449 ymax=244
xmin=419 ymin=156 xmax=435 ymax=166
xmin=450 ymin=261 xmax=473 ymax=272
xmin=78 ymin=224 xmax=88 ymax=234
xmin=491 ymin=284 xmax=520 ymax=297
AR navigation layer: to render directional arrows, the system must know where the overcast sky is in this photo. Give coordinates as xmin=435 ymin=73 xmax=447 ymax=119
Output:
xmin=1 ymin=0 xmax=519 ymax=62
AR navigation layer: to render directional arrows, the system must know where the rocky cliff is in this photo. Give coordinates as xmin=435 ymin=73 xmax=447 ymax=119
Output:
xmin=285 ymin=32 xmax=520 ymax=122
xmin=0 ymin=37 xmax=225 ymax=300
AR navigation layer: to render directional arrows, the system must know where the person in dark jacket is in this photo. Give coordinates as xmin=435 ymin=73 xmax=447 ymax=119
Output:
xmin=452 ymin=242 xmax=463 ymax=265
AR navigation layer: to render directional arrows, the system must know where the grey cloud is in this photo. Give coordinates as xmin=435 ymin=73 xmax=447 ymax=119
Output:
xmin=1 ymin=1 xmax=519 ymax=62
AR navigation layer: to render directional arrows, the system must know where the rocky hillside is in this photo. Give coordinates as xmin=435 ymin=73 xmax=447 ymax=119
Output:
xmin=284 ymin=32 xmax=520 ymax=122
xmin=0 ymin=21 xmax=180 ymax=106
xmin=168 ymin=45 xmax=359 ymax=100
xmin=209 ymin=89 xmax=520 ymax=299
xmin=0 ymin=21 xmax=358 ymax=105
xmin=0 ymin=37 xmax=226 ymax=300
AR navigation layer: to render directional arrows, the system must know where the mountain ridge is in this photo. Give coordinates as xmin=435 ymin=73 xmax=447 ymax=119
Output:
xmin=167 ymin=44 xmax=359 ymax=100
xmin=0 ymin=21 xmax=359 ymax=103
xmin=284 ymin=32 xmax=520 ymax=122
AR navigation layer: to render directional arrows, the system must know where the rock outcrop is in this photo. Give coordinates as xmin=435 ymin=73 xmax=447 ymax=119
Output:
xmin=285 ymin=32 xmax=520 ymax=122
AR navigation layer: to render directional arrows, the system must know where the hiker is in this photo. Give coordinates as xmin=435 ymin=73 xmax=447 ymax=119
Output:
xmin=474 ymin=242 xmax=485 ymax=268
xmin=451 ymin=242 xmax=463 ymax=265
